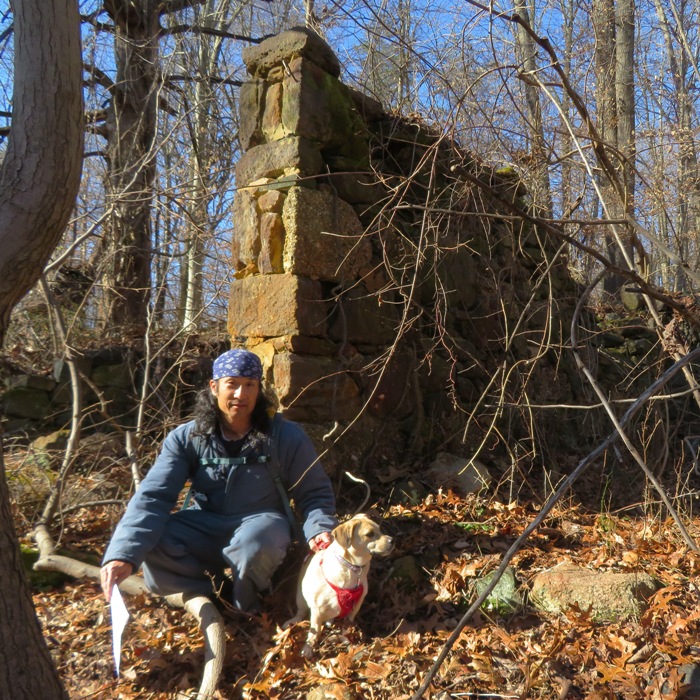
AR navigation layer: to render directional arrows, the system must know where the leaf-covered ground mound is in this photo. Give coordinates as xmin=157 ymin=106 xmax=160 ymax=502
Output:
xmin=25 ymin=489 xmax=700 ymax=700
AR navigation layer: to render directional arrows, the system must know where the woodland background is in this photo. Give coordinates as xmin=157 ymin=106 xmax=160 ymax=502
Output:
xmin=4 ymin=0 xmax=700 ymax=698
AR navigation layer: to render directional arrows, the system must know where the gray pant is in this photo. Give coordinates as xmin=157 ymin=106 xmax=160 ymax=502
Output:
xmin=142 ymin=509 xmax=291 ymax=612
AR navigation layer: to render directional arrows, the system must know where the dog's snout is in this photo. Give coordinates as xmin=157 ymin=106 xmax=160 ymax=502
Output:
xmin=369 ymin=534 xmax=394 ymax=556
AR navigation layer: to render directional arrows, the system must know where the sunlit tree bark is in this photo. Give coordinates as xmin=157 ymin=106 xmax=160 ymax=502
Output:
xmin=0 ymin=1 xmax=83 ymax=697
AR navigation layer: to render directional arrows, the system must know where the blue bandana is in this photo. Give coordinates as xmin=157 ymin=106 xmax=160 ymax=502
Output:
xmin=212 ymin=349 xmax=262 ymax=382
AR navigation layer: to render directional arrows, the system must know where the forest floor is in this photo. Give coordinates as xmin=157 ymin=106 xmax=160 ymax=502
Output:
xmin=20 ymin=483 xmax=700 ymax=700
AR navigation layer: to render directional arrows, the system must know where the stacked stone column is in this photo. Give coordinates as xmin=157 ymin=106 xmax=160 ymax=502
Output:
xmin=230 ymin=27 xmax=394 ymax=422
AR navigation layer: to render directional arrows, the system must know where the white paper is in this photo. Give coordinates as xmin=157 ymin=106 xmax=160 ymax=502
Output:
xmin=110 ymin=584 xmax=130 ymax=676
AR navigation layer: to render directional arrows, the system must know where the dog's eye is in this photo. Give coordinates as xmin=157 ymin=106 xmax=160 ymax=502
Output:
xmin=363 ymin=529 xmax=379 ymax=539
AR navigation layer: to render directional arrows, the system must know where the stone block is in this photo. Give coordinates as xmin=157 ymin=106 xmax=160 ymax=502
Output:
xmin=242 ymin=26 xmax=341 ymax=79
xmin=228 ymin=274 xmax=328 ymax=339
xmin=324 ymin=154 xmax=382 ymax=204
xmin=326 ymin=171 xmax=381 ymax=205
xmin=282 ymin=187 xmax=371 ymax=282
xmin=5 ymin=374 xmax=56 ymax=392
xmin=276 ymin=57 xmax=369 ymax=159
xmin=30 ymin=429 xmax=71 ymax=467
xmin=2 ymin=387 xmax=51 ymax=420
xmin=258 ymin=189 xmax=286 ymax=214
xmin=232 ymin=189 xmax=260 ymax=272
xmin=258 ymin=212 xmax=284 ymax=274
xmin=53 ymin=356 xmax=93 ymax=384
xmin=365 ymin=347 xmax=416 ymax=418
xmin=261 ymin=80 xmax=287 ymax=142
xmin=530 ymin=564 xmax=658 ymax=621
xmin=238 ymin=80 xmax=264 ymax=150
xmin=427 ymin=452 xmax=492 ymax=495
xmin=475 ymin=566 xmax=523 ymax=615
xmin=347 ymin=85 xmax=385 ymax=120
xmin=91 ymin=363 xmax=133 ymax=389
xmin=235 ymin=136 xmax=323 ymax=188
xmin=328 ymin=285 xmax=398 ymax=345
xmin=271 ymin=335 xmax=337 ymax=356
xmin=273 ymin=352 xmax=361 ymax=421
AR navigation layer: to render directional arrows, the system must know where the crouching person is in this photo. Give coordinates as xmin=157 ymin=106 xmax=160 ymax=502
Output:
xmin=100 ymin=348 xmax=337 ymax=614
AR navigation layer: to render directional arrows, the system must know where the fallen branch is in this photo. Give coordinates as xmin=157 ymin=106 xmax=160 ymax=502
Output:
xmin=164 ymin=593 xmax=226 ymax=700
xmin=32 ymin=551 xmax=149 ymax=597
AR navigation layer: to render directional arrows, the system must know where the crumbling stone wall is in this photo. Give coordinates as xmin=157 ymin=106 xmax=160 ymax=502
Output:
xmin=230 ymin=27 xmax=587 ymax=470
xmin=3 ymin=29 xmax=690 ymax=499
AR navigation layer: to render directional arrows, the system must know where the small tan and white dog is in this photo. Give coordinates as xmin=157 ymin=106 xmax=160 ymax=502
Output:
xmin=284 ymin=514 xmax=394 ymax=657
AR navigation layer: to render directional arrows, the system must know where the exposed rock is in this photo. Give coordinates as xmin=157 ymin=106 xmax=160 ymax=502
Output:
xmin=390 ymin=555 xmax=423 ymax=585
xmin=2 ymin=387 xmax=52 ymax=420
xmin=242 ymin=26 xmax=341 ymax=79
xmin=228 ymin=274 xmax=328 ymax=339
xmin=427 ymin=453 xmax=492 ymax=495
xmin=282 ymin=187 xmax=371 ymax=282
xmin=475 ymin=566 xmax=523 ymax=615
xmin=530 ymin=564 xmax=658 ymax=621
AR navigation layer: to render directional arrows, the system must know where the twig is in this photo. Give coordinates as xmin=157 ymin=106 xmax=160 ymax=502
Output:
xmin=344 ymin=470 xmax=371 ymax=513
xmin=32 ymin=276 xmax=84 ymax=561
xmin=125 ymin=431 xmax=141 ymax=490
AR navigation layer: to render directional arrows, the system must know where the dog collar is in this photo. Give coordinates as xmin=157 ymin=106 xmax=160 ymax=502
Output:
xmin=334 ymin=553 xmax=364 ymax=576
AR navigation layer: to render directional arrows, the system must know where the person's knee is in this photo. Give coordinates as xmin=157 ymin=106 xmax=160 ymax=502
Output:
xmin=224 ymin=520 xmax=290 ymax=583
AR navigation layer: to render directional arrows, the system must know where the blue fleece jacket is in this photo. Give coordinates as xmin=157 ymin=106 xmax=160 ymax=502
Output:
xmin=103 ymin=417 xmax=337 ymax=570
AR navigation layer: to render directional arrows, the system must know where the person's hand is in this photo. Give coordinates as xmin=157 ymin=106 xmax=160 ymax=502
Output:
xmin=309 ymin=531 xmax=333 ymax=552
xmin=100 ymin=560 xmax=134 ymax=602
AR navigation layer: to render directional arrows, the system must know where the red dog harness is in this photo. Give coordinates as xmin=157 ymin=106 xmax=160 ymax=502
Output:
xmin=318 ymin=544 xmax=365 ymax=619
xmin=323 ymin=572 xmax=364 ymax=618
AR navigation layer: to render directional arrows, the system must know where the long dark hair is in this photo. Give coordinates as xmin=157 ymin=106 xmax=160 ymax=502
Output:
xmin=191 ymin=381 xmax=275 ymax=437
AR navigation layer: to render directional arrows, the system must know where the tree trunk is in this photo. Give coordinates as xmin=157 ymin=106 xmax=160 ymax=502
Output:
xmin=614 ymin=0 xmax=638 ymax=284
xmin=593 ymin=0 xmax=626 ymax=297
xmin=514 ymin=0 xmax=553 ymax=218
xmin=0 ymin=0 xmax=83 ymax=698
xmin=101 ymin=0 xmax=159 ymax=332
xmin=654 ymin=0 xmax=699 ymax=292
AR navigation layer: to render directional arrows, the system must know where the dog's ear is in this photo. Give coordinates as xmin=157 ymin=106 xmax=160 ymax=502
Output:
xmin=333 ymin=520 xmax=358 ymax=550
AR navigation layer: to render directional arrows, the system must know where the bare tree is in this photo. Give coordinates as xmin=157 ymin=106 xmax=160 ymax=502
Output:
xmin=514 ymin=0 xmax=552 ymax=218
xmin=0 ymin=1 xmax=83 ymax=697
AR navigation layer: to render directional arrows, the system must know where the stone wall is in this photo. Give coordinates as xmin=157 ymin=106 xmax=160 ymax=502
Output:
xmin=230 ymin=27 xmax=588 ymax=470
xmin=6 ymin=28 xmax=687 ymax=493
xmin=1 ymin=344 xmax=218 ymax=435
